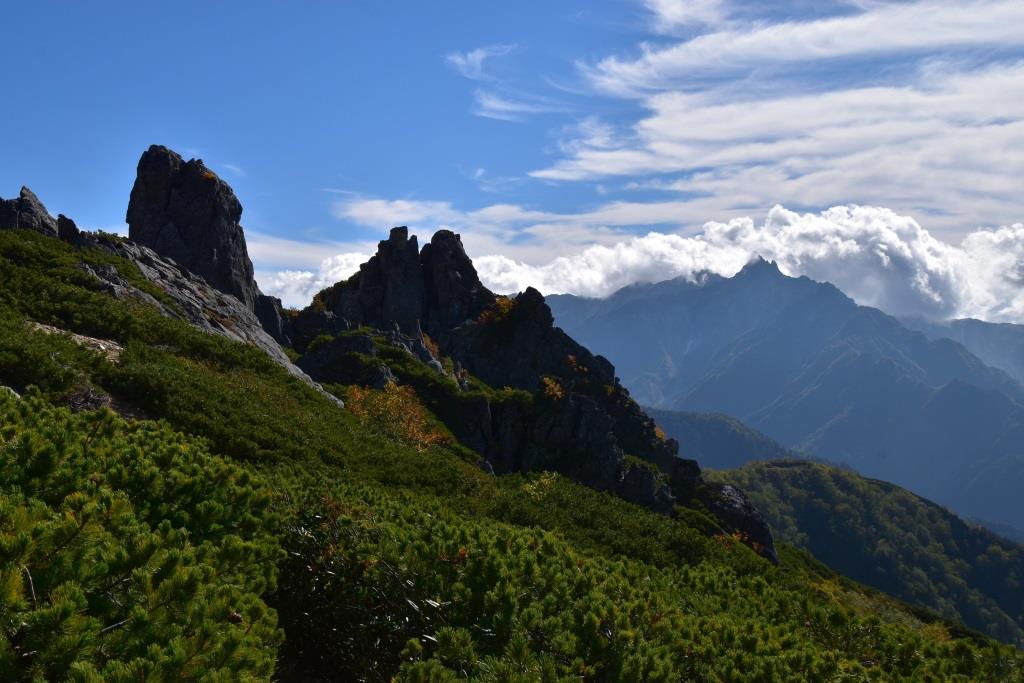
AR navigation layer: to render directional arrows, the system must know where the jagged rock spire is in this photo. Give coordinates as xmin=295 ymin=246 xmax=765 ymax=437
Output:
xmin=126 ymin=145 xmax=259 ymax=309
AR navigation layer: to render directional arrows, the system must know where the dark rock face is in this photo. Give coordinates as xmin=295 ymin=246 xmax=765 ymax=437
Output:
xmin=322 ymin=227 xmax=426 ymax=335
xmin=294 ymin=228 xmax=696 ymax=522
xmin=0 ymin=187 xmax=58 ymax=237
xmin=127 ymin=145 xmax=260 ymax=310
xmin=254 ymin=294 xmax=291 ymax=346
xmin=57 ymin=214 xmax=80 ymax=241
xmin=421 ymin=229 xmax=494 ymax=336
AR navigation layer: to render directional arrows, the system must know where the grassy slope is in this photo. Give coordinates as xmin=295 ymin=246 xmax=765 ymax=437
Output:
xmin=0 ymin=229 xmax=1021 ymax=680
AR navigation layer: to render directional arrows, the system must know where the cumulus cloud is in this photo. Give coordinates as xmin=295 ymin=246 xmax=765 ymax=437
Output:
xmin=255 ymin=202 xmax=1024 ymax=323
xmin=256 ymin=252 xmax=370 ymax=308
xmin=469 ymin=205 xmax=966 ymax=319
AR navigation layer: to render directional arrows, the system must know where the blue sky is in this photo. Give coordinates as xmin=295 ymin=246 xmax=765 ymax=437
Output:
xmin=3 ymin=1 xmax=1024 ymax=320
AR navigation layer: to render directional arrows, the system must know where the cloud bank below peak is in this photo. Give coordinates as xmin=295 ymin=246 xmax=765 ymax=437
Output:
xmin=256 ymin=202 xmax=1024 ymax=325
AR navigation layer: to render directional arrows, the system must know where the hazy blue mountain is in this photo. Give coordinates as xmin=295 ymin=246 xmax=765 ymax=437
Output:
xmin=903 ymin=317 xmax=1024 ymax=386
xmin=548 ymin=259 xmax=1024 ymax=529
xmin=644 ymin=407 xmax=792 ymax=470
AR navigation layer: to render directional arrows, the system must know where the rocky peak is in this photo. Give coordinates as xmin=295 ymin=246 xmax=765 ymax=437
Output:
xmin=737 ymin=255 xmax=783 ymax=279
xmin=126 ymin=145 xmax=259 ymax=309
xmin=324 ymin=226 xmax=426 ymax=335
xmin=0 ymin=186 xmax=58 ymax=237
xmin=421 ymin=229 xmax=494 ymax=335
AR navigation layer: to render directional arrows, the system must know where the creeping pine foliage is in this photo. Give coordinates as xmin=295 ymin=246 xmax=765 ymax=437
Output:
xmin=0 ymin=228 xmax=1022 ymax=680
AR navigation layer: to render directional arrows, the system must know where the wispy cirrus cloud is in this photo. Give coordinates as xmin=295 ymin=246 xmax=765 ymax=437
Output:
xmin=528 ymin=0 xmax=1024 ymax=237
xmin=445 ymin=44 xmax=516 ymax=80
xmin=643 ymin=0 xmax=731 ymax=32
xmin=259 ymin=0 xmax=1024 ymax=317
xmin=586 ymin=0 xmax=1024 ymax=95
xmin=473 ymin=90 xmax=565 ymax=122
xmin=446 ymin=43 xmax=567 ymax=122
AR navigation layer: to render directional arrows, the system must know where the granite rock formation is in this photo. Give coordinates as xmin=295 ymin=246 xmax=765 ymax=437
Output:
xmin=125 ymin=145 xmax=290 ymax=342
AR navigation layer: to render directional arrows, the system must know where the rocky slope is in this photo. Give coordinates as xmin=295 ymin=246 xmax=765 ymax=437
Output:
xmin=0 ymin=146 xmax=777 ymax=561
xmin=0 ymin=165 xmax=332 ymax=403
xmin=287 ymin=225 xmax=777 ymax=558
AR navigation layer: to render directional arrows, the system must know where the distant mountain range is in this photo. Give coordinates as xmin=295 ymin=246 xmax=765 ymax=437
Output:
xmin=548 ymin=259 xmax=1024 ymax=530
xmin=902 ymin=316 xmax=1024 ymax=387
xmin=642 ymin=408 xmax=792 ymax=470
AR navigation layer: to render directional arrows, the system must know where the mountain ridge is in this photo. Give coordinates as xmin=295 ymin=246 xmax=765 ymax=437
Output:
xmin=1 ymin=147 xmax=1023 ymax=677
xmin=548 ymin=263 xmax=1024 ymax=530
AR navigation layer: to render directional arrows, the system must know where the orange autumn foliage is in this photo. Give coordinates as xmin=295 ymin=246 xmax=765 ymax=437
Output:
xmin=345 ymin=383 xmax=450 ymax=452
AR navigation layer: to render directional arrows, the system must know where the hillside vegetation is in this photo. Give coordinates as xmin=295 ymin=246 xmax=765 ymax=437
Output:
xmin=714 ymin=461 xmax=1024 ymax=648
xmin=1 ymin=228 xmax=1022 ymax=680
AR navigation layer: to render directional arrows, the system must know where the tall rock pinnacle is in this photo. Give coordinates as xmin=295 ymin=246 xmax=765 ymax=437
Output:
xmin=126 ymin=145 xmax=259 ymax=309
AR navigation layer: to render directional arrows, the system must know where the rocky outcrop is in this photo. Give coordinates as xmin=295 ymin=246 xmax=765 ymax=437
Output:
xmin=57 ymin=214 xmax=80 ymax=241
xmin=127 ymin=145 xmax=260 ymax=309
xmin=312 ymin=227 xmax=495 ymax=342
xmin=123 ymin=145 xmax=295 ymax=344
xmin=698 ymin=483 xmax=779 ymax=564
xmin=421 ymin=229 xmax=495 ymax=337
xmin=324 ymin=227 xmax=427 ymax=335
xmin=1 ymin=187 xmax=58 ymax=237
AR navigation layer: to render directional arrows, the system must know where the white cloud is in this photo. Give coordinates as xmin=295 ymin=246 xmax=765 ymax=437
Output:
xmin=246 ymin=231 xmax=361 ymax=270
xmin=643 ymin=0 xmax=730 ymax=32
xmin=587 ymin=0 xmax=1024 ymax=95
xmin=221 ymin=163 xmax=246 ymax=177
xmin=259 ymin=1 xmax=1024 ymax=317
xmin=533 ymin=62 xmax=1024 ymax=236
xmin=445 ymin=44 xmax=516 ymax=80
xmin=470 ymin=204 xmax=1024 ymax=324
xmin=472 ymin=90 xmax=564 ymax=122
xmin=256 ymin=252 xmax=370 ymax=308
xmin=257 ymin=195 xmax=1024 ymax=323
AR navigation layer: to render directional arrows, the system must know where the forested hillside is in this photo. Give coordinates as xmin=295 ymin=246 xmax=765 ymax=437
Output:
xmin=1 ymin=153 xmax=1023 ymax=679
xmin=714 ymin=461 xmax=1024 ymax=648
